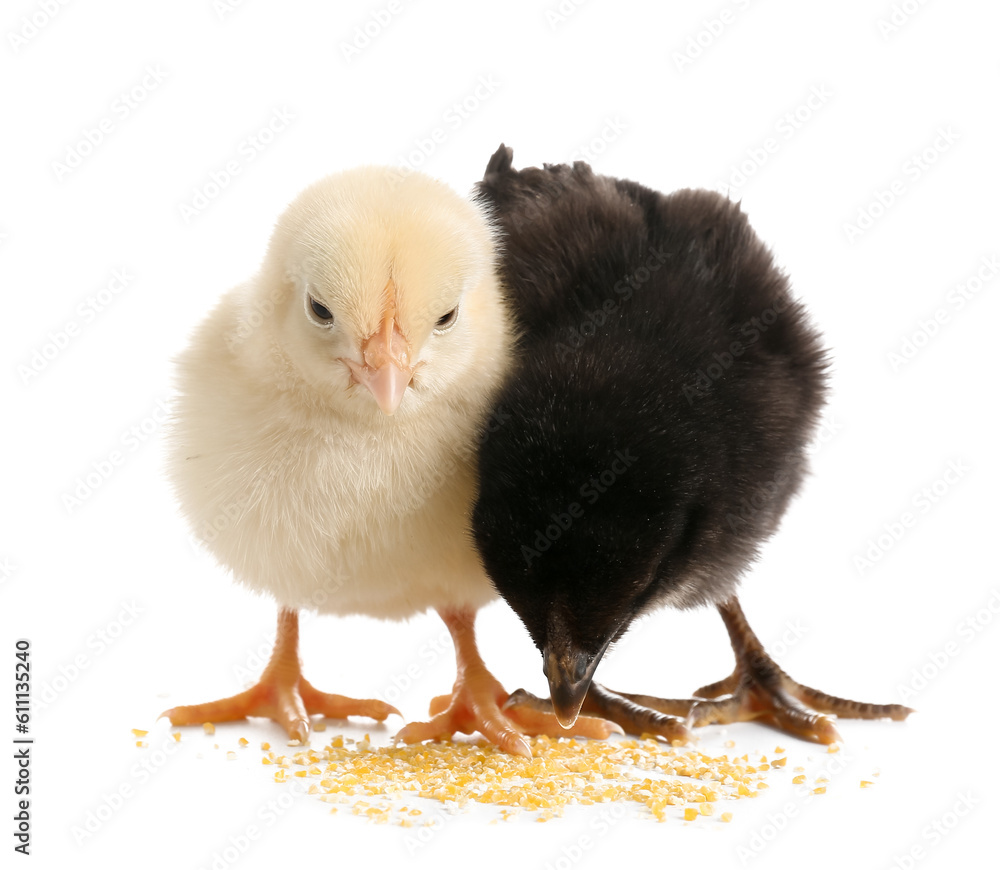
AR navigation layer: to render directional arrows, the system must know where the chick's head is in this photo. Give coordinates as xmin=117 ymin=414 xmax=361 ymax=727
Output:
xmin=247 ymin=167 xmax=506 ymax=418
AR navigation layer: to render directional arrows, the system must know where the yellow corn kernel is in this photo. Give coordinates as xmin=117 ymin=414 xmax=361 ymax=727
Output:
xmin=684 ymin=808 xmax=698 ymax=821
xmin=226 ymin=751 xmax=237 ymax=760
xmin=771 ymin=757 xmax=787 ymax=768
xmin=238 ymin=737 xmax=249 ymax=747
xmin=131 ymin=728 xmax=148 ymax=738
xmin=813 ymin=787 xmax=826 ymax=795
xmin=172 ymin=732 xmax=181 ymax=742
xmin=721 ymin=812 xmax=733 ymax=823
xmin=860 ymin=781 xmax=873 ymax=789
xmin=203 ymin=722 xmax=215 ymax=735
xmin=792 ymin=775 xmax=806 ymax=784
xmin=699 ymin=803 xmax=714 ymax=816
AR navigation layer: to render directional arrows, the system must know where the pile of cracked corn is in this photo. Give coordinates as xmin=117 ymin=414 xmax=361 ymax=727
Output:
xmin=135 ymin=726 xmax=865 ymax=825
xmin=265 ymin=732 xmax=780 ymax=824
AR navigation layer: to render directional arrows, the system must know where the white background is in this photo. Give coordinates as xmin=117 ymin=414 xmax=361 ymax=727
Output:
xmin=2 ymin=0 xmax=998 ymax=867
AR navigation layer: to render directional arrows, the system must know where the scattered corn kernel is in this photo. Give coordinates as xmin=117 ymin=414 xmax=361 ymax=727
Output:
xmin=203 ymin=723 xmax=215 ymax=735
xmin=827 ymin=744 xmax=840 ymax=753
xmin=792 ymin=775 xmax=806 ymax=785
xmin=227 ymin=751 xmax=237 ymax=760
xmin=684 ymin=808 xmax=699 ymax=821
xmin=860 ymin=781 xmax=873 ymax=789
xmin=771 ymin=757 xmax=787 ymax=768
xmin=131 ymin=729 xmax=148 ymax=738
xmin=265 ymin=734 xmax=770 ymax=826
xmin=774 ymin=746 xmax=785 ymax=754
xmin=261 ymin=742 xmax=270 ymax=750
xmin=239 ymin=737 xmax=249 ymax=747
xmin=172 ymin=732 xmax=181 ymax=742
xmin=135 ymin=741 xmax=146 ymax=748
xmin=813 ymin=787 xmax=826 ymax=795
xmin=720 ymin=812 xmax=733 ymax=823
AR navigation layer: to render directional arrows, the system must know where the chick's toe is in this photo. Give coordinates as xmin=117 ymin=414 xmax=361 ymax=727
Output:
xmin=394 ymin=609 xmax=618 ymax=758
xmin=161 ymin=609 xmax=399 ymax=742
xmin=608 ymin=598 xmax=914 ymax=745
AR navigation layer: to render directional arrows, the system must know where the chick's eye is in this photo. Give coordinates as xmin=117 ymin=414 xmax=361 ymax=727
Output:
xmin=308 ymin=295 xmax=334 ymax=325
xmin=434 ymin=305 xmax=459 ymax=332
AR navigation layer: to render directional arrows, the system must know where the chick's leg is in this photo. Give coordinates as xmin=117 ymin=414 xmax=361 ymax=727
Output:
xmin=161 ymin=608 xmax=399 ymax=742
xmin=395 ymin=608 xmax=619 ymax=758
xmin=609 ymin=597 xmax=913 ymax=745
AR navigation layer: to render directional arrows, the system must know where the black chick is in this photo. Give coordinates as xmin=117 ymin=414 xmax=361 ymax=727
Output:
xmin=471 ymin=145 xmax=912 ymax=744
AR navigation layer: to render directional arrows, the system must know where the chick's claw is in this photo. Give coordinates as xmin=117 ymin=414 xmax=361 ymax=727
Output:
xmin=394 ymin=607 xmax=619 ymax=758
xmin=161 ymin=609 xmax=399 ymax=743
xmin=395 ymin=665 xmax=533 ymax=759
xmin=610 ymin=598 xmax=914 ymax=746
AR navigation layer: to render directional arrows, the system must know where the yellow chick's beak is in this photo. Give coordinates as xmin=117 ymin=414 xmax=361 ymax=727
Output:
xmin=342 ymin=307 xmax=416 ymax=416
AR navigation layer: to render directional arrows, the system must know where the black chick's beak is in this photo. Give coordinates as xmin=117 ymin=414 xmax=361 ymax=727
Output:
xmin=542 ymin=643 xmax=604 ymax=728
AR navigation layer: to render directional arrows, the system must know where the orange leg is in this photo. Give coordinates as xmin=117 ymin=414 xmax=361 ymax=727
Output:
xmin=161 ymin=608 xmax=399 ymax=742
xmin=395 ymin=608 xmax=620 ymax=758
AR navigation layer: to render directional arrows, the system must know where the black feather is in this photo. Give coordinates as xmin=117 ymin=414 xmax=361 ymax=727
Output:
xmin=472 ymin=145 xmax=828 ymax=659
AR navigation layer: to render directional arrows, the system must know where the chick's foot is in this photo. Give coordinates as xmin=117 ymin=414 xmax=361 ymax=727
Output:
xmin=609 ymin=598 xmax=914 ymax=745
xmin=161 ymin=608 xmax=399 ymax=742
xmin=395 ymin=608 xmax=619 ymax=758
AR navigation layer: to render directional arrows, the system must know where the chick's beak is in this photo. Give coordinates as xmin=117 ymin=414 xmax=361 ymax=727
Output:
xmin=342 ymin=308 xmax=416 ymax=416
xmin=542 ymin=643 xmax=604 ymax=728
